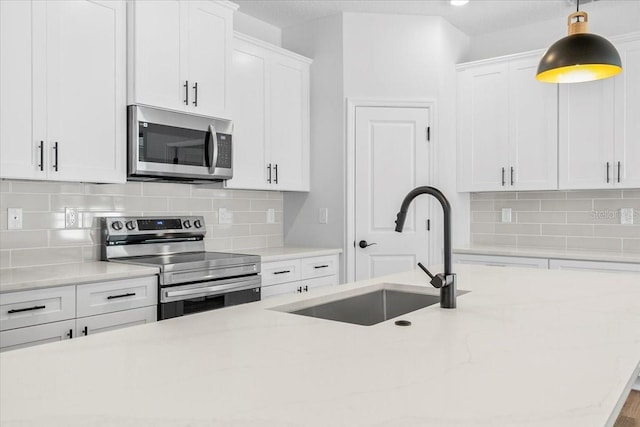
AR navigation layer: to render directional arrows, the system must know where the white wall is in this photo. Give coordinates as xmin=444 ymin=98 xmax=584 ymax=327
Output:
xmin=281 ymin=15 xmax=347 ymax=278
xmin=282 ymin=12 xmax=470 ymax=281
xmin=468 ymin=1 xmax=640 ymax=61
xmin=233 ymin=11 xmax=282 ymax=46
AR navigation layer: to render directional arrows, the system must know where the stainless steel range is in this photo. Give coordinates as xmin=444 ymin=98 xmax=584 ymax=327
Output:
xmin=101 ymin=216 xmax=261 ymax=320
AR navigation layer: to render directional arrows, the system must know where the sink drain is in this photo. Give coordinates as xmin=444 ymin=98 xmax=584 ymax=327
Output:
xmin=394 ymin=320 xmax=412 ymax=326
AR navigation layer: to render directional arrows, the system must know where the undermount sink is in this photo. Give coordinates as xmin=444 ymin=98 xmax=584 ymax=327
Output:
xmin=273 ymin=283 xmax=466 ymax=326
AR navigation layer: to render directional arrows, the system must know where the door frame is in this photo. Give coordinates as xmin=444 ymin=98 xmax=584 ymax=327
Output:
xmin=345 ymin=98 xmax=438 ymax=283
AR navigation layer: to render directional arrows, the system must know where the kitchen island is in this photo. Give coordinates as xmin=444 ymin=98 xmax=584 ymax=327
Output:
xmin=1 ymin=264 xmax=639 ymax=426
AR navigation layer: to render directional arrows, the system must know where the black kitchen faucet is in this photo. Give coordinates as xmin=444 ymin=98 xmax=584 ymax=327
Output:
xmin=394 ymin=186 xmax=457 ymax=309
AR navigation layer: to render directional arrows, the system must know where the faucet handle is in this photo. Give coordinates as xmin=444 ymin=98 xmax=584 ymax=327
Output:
xmin=417 ymin=262 xmax=435 ymax=279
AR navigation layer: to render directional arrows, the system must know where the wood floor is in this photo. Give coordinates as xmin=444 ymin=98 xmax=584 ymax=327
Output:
xmin=615 ymin=391 xmax=640 ymax=427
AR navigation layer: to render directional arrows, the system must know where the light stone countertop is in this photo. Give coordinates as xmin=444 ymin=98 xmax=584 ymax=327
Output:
xmin=0 ymin=262 xmax=160 ymax=293
xmin=454 ymin=245 xmax=640 ymax=264
xmin=229 ymin=246 xmax=342 ymax=262
xmin=1 ymin=264 xmax=640 ymax=427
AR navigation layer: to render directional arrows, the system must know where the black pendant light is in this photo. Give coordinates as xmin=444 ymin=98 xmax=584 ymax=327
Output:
xmin=537 ymin=0 xmax=622 ymax=83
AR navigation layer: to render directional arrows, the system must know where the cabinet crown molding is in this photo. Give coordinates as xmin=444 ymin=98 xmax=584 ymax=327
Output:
xmin=234 ymin=31 xmax=313 ymax=64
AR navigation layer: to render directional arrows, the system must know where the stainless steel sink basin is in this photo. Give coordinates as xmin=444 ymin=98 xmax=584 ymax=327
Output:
xmin=273 ymin=283 xmax=465 ymax=326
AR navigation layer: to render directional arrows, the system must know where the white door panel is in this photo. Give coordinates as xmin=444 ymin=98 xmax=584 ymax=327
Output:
xmin=355 ymin=106 xmax=430 ymax=281
xmin=615 ymin=39 xmax=640 ymax=188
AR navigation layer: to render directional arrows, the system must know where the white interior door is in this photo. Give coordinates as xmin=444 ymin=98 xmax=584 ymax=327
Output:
xmin=354 ymin=106 xmax=431 ymax=281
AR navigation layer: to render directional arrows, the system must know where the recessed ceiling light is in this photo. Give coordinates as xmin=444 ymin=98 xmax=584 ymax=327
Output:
xmin=450 ymin=0 xmax=469 ymax=6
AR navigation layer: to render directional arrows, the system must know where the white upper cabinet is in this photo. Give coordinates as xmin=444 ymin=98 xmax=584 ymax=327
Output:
xmin=559 ymin=35 xmax=640 ymax=190
xmin=0 ymin=0 xmax=126 ymax=183
xmin=225 ymin=33 xmax=311 ymax=192
xmin=457 ymin=53 xmax=558 ymax=192
xmin=128 ymin=0 xmax=236 ymax=119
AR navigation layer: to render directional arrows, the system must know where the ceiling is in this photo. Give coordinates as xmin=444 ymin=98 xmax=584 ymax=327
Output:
xmin=233 ymin=0 xmax=604 ymax=36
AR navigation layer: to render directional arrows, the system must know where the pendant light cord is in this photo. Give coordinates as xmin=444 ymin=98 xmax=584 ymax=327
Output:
xmin=576 ymin=0 xmax=580 ymax=13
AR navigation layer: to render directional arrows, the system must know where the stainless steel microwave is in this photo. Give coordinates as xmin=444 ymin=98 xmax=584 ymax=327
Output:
xmin=127 ymin=105 xmax=233 ymax=182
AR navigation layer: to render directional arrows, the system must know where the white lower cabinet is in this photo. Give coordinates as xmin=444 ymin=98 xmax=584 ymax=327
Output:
xmin=0 ymin=276 xmax=158 ymax=352
xmin=548 ymin=259 xmax=640 ymax=273
xmin=453 ymin=254 xmax=549 ymax=269
xmin=0 ymin=319 xmax=75 ymax=352
xmin=261 ymin=254 xmax=339 ymax=299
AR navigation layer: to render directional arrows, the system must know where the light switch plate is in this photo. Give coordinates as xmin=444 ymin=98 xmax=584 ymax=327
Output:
xmin=218 ymin=208 xmax=234 ymax=225
xmin=266 ymin=208 xmax=275 ymax=224
xmin=319 ymin=208 xmax=328 ymax=224
xmin=501 ymin=208 xmax=512 ymax=223
xmin=620 ymin=208 xmax=634 ymax=225
xmin=7 ymin=208 xmax=23 ymax=230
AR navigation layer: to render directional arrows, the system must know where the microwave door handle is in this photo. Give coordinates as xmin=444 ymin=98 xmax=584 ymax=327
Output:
xmin=206 ymin=124 xmax=219 ymax=172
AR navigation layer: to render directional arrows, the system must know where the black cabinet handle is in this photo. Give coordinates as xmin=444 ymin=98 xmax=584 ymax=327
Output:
xmin=193 ymin=82 xmax=198 ymax=107
xmin=82 ymin=326 xmax=88 ymax=336
xmin=510 ymin=166 xmax=514 ymax=186
xmin=617 ymin=161 xmax=621 ymax=183
xmin=274 ymin=164 xmax=278 ymax=184
xmin=67 ymin=329 xmax=73 ymax=339
xmin=53 ymin=142 xmax=59 ymax=171
xmin=501 ymin=167 xmax=505 ymax=186
xmin=314 ymin=265 xmax=329 ymax=269
xmin=107 ymin=292 xmax=136 ymax=300
xmin=38 ymin=141 xmax=44 ymax=171
xmin=606 ymin=162 xmax=610 ymax=183
xmin=297 ymin=286 xmax=303 ymax=293
xmin=303 ymin=285 xmax=308 ymax=292
xmin=267 ymin=163 xmax=272 ymax=183
xmin=273 ymin=270 xmax=290 ymax=275
xmin=8 ymin=305 xmax=46 ymax=314
xmin=184 ymin=80 xmax=189 ymax=105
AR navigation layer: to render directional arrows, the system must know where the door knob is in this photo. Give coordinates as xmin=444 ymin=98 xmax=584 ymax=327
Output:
xmin=358 ymin=240 xmax=377 ymax=249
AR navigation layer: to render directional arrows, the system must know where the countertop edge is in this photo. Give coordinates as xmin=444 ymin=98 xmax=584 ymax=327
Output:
xmin=454 ymin=246 xmax=640 ymax=264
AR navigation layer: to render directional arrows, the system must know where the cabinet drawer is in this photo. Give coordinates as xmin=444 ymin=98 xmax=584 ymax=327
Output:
xmin=0 ymin=319 xmax=75 ymax=352
xmin=262 ymin=275 xmax=338 ymax=299
xmin=262 ymin=259 xmax=301 ymax=286
xmin=77 ymin=306 xmax=157 ymax=337
xmin=0 ymin=286 xmax=76 ymax=331
xmin=301 ymin=255 xmax=338 ymax=279
xmin=76 ymin=276 xmax=158 ymax=318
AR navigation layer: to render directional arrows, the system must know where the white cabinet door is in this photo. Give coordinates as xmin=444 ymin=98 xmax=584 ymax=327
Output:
xmin=457 ymin=62 xmax=510 ymax=192
xmin=559 ymin=78 xmax=616 ymax=189
xmin=614 ymin=38 xmax=640 ymax=189
xmin=0 ymin=0 xmax=45 ymax=180
xmin=76 ymin=306 xmax=157 ymax=337
xmin=128 ymin=0 xmax=183 ymax=111
xmin=226 ymin=37 xmax=269 ymax=189
xmin=269 ymin=55 xmax=310 ymax=191
xmin=184 ymin=0 xmax=232 ymax=118
xmin=508 ymin=57 xmax=558 ymax=191
xmin=45 ymin=0 xmax=125 ymax=183
xmin=0 ymin=319 xmax=75 ymax=352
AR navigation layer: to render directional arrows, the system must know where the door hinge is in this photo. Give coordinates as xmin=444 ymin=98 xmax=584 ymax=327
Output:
xmin=427 ymin=126 xmax=431 ymax=142
xmin=426 ymin=219 xmax=431 ymax=231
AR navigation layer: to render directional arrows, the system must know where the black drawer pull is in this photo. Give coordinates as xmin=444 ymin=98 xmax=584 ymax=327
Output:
xmin=107 ymin=292 xmax=136 ymax=300
xmin=314 ymin=265 xmax=329 ymax=269
xmin=273 ymin=270 xmax=290 ymax=275
xmin=8 ymin=305 xmax=46 ymax=314
xmin=82 ymin=326 xmax=88 ymax=336
xmin=67 ymin=328 xmax=73 ymax=339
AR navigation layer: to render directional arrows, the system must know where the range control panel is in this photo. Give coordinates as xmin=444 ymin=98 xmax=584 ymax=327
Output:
xmin=102 ymin=216 xmax=205 ymax=237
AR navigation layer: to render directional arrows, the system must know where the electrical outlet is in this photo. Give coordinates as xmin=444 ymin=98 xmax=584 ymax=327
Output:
xmin=266 ymin=208 xmax=275 ymax=224
xmin=65 ymin=207 xmax=81 ymax=228
xmin=501 ymin=208 xmax=512 ymax=223
xmin=218 ymin=208 xmax=234 ymax=225
xmin=7 ymin=208 xmax=23 ymax=230
xmin=319 ymin=208 xmax=328 ymax=224
xmin=620 ymin=208 xmax=634 ymax=225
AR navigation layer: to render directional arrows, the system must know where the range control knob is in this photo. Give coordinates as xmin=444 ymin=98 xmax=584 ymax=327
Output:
xmin=111 ymin=221 xmax=123 ymax=231
xmin=193 ymin=219 xmax=202 ymax=228
xmin=183 ymin=220 xmax=192 ymax=229
xmin=125 ymin=221 xmax=136 ymax=230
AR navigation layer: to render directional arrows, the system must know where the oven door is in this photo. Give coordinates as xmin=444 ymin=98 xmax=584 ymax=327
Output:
xmin=159 ymin=275 xmax=261 ymax=320
xmin=128 ymin=105 xmax=232 ymax=181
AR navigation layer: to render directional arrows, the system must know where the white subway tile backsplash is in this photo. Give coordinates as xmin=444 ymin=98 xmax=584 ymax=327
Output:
xmin=470 ymin=189 xmax=640 ymax=255
xmin=0 ymin=179 xmax=284 ymax=268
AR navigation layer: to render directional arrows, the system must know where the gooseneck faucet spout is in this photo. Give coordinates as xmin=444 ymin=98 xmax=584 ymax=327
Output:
xmin=395 ymin=186 xmax=457 ymax=309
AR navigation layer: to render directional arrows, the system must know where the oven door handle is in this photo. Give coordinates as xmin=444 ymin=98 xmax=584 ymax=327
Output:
xmin=164 ymin=278 xmax=259 ymax=300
